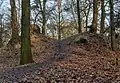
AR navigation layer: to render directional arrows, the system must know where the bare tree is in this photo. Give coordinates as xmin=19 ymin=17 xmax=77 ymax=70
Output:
xmin=0 ymin=0 xmax=4 ymax=48
xmin=37 ymin=0 xmax=47 ymax=35
xmin=92 ymin=0 xmax=98 ymax=33
xmin=77 ymin=0 xmax=82 ymax=33
xmin=100 ymin=0 xmax=105 ymax=34
xmin=8 ymin=0 xmax=19 ymax=46
xmin=0 ymin=14 xmax=4 ymax=48
xmin=84 ymin=0 xmax=91 ymax=31
xmin=17 ymin=0 xmax=21 ymax=30
xmin=109 ymin=0 xmax=116 ymax=51
xmin=20 ymin=0 xmax=34 ymax=65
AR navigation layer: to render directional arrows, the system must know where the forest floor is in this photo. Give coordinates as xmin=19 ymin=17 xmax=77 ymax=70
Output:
xmin=0 ymin=32 xmax=120 ymax=83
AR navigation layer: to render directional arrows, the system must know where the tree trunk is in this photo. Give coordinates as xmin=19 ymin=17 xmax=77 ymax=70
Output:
xmin=20 ymin=0 xmax=34 ymax=65
xmin=77 ymin=0 xmax=82 ymax=33
xmin=17 ymin=0 xmax=20 ymax=30
xmin=9 ymin=0 xmax=19 ymax=46
xmin=109 ymin=0 xmax=115 ymax=51
xmin=42 ymin=0 xmax=46 ymax=35
xmin=58 ymin=11 xmax=61 ymax=40
xmin=71 ymin=0 xmax=77 ymax=26
xmin=57 ymin=0 xmax=62 ymax=40
xmin=0 ymin=15 xmax=3 ymax=48
xmin=0 ymin=27 xmax=3 ymax=48
xmin=92 ymin=0 xmax=98 ymax=33
xmin=85 ymin=0 xmax=91 ymax=31
xmin=39 ymin=0 xmax=46 ymax=35
xmin=100 ymin=0 xmax=105 ymax=34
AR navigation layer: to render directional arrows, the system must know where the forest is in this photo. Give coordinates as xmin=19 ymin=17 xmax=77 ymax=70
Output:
xmin=0 ymin=0 xmax=120 ymax=82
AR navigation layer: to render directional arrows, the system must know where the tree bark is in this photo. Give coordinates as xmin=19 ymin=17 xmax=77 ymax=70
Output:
xmin=0 ymin=14 xmax=3 ymax=48
xmin=17 ymin=0 xmax=20 ymax=30
xmin=0 ymin=25 xmax=3 ymax=48
xmin=100 ymin=0 xmax=105 ymax=34
xmin=92 ymin=0 xmax=98 ymax=33
xmin=42 ymin=0 xmax=46 ymax=35
xmin=9 ymin=0 xmax=19 ymax=46
xmin=109 ymin=0 xmax=116 ymax=51
xmin=20 ymin=0 xmax=34 ymax=65
xmin=77 ymin=0 xmax=82 ymax=33
xmin=39 ymin=0 xmax=47 ymax=35
xmin=85 ymin=0 xmax=91 ymax=31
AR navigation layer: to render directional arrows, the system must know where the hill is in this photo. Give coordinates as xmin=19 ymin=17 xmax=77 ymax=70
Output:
xmin=0 ymin=33 xmax=55 ymax=71
xmin=0 ymin=32 xmax=120 ymax=82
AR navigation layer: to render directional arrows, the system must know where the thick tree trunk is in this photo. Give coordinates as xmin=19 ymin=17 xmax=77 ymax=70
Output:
xmin=20 ymin=0 xmax=34 ymax=65
xmin=9 ymin=0 xmax=19 ymax=46
xmin=92 ymin=0 xmax=98 ymax=33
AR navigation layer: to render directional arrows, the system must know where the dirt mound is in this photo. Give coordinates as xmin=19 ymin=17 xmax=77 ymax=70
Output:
xmin=0 ymin=33 xmax=56 ymax=71
xmin=30 ymin=33 xmax=56 ymax=62
xmin=0 ymin=32 xmax=120 ymax=82
xmin=53 ymin=32 xmax=120 ymax=82
xmin=72 ymin=33 xmax=111 ymax=56
xmin=56 ymin=32 xmax=112 ymax=56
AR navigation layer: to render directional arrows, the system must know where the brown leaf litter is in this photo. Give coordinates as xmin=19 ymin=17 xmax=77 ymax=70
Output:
xmin=0 ymin=32 xmax=120 ymax=82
